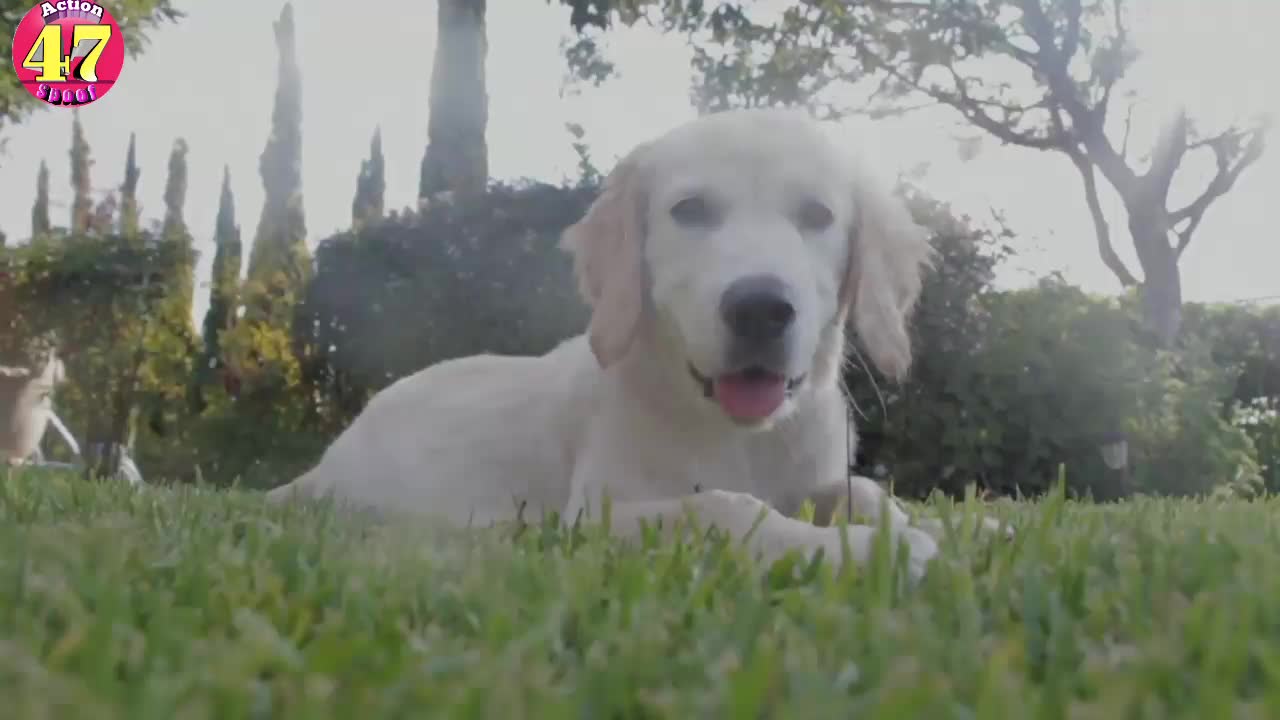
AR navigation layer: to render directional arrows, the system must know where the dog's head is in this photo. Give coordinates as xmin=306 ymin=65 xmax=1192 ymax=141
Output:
xmin=563 ymin=108 xmax=932 ymax=429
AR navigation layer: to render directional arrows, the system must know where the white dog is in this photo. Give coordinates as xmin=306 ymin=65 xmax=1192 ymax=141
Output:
xmin=269 ymin=108 xmax=958 ymax=580
xmin=1 ymin=350 xmax=66 ymax=465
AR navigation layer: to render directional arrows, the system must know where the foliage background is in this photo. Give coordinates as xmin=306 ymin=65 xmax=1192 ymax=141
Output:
xmin=0 ymin=0 xmax=1275 ymax=499
xmin=6 ymin=170 xmax=1275 ymax=497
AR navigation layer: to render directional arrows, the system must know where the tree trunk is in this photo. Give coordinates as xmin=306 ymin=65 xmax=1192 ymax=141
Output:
xmin=84 ymin=321 xmax=146 ymax=480
xmin=419 ymin=0 xmax=489 ymax=204
xmin=85 ymin=380 xmax=139 ymax=480
xmin=1127 ymin=205 xmax=1182 ymax=348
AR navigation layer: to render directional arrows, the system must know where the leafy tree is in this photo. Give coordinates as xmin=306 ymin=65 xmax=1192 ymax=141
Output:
xmin=213 ymin=3 xmax=316 ymax=479
xmin=352 ymin=127 xmax=386 ymax=230
xmin=301 ymin=181 xmax=590 ymax=430
xmin=420 ymin=0 xmax=489 ymax=203
xmin=565 ymin=122 xmax=603 ymax=188
xmin=162 ymin=138 xmax=189 ymax=235
xmin=31 ymin=159 xmax=50 ymax=239
xmin=199 ymin=167 xmax=242 ymax=397
xmin=838 ymin=188 xmax=1263 ymax=501
xmin=0 ymin=234 xmax=194 ymax=477
xmin=228 ymin=3 xmax=309 ymax=395
xmin=557 ymin=0 xmax=1271 ymax=346
xmin=125 ymin=138 xmax=198 ymax=474
xmin=192 ymin=165 xmax=324 ymax=488
xmin=69 ymin=113 xmax=92 ymax=234
xmin=156 ymin=137 xmax=195 ymax=332
xmin=243 ymin=3 xmax=309 ymax=320
xmin=1181 ymin=301 xmax=1280 ymax=492
xmin=120 ymin=133 xmax=141 ymax=239
xmin=85 ymin=133 xmax=146 ymax=456
xmin=89 ymin=191 xmax=118 ymax=235
xmin=0 ymin=0 xmax=182 ymax=146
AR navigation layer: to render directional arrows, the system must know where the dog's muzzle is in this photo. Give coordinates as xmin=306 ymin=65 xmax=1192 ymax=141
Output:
xmin=689 ymin=362 xmax=806 ymax=426
xmin=687 ymin=274 xmax=809 ymax=423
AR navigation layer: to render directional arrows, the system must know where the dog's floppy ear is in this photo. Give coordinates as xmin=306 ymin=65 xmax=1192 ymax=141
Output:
xmin=562 ymin=143 xmax=651 ymax=368
xmin=838 ymin=167 xmax=933 ymax=381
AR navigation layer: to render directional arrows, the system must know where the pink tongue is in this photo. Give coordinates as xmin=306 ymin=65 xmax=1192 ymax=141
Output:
xmin=713 ymin=373 xmax=786 ymax=421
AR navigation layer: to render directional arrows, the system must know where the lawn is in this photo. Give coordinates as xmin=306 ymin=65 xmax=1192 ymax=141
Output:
xmin=3 ymin=470 xmax=1280 ymax=718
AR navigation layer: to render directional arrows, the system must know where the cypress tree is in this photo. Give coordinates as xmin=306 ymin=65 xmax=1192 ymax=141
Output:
xmin=138 ymin=137 xmax=197 ymax=438
xmin=69 ymin=112 xmax=92 ymax=234
xmin=419 ymin=0 xmax=489 ymax=204
xmin=162 ymin=138 xmax=190 ymax=238
xmin=201 ymin=166 xmax=242 ymax=376
xmin=245 ymin=2 xmax=309 ymax=317
xmin=31 ymin=159 xmax=51 ymax=238
xmin=120 ymin=133 xmax=141 ymax=239
xmin=352 ymin=127 xmax=385 ymax=229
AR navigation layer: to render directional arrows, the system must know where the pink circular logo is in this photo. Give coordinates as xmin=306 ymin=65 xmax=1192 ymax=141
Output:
xmin=10 ymin=1 xmax=126 ymax=108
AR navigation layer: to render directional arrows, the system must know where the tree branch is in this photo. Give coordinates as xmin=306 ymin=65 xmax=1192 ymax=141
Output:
xmin=1075 ymin=153 xmax=1139 ymax=286
xmin=854 ymin=99 xmax=945 ymax=120
xmin=1170 ymin=124 xmax=1269 ymax=256
xmin=1017 ymin=0 xmax=1138 ymax=198
xmin=1144 ymin=110 xmax=1189 ymax=201
xmin=1119 ymin=102 xmax=1135 ymax=160
xmin=1085 ymin=0 xmax=1129 ymax=126
xmin=1051 ymin=103 xmax=1138 ymax=286
xmin=1061 ymin=0 xmax=1083 ymax=58
xmin=859 ymin=46 xmax=1066 ymax=150
xmin=1113 ymin=0 xmax=1129 ymax=44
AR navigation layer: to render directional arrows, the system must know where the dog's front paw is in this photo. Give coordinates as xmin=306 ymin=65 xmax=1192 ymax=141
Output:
xmin=979 ymin=515 xmax=1016 ymax=541
xmin=915 ymin=514 xmax=1015 ymax=542
xmin=818 ymin=524 xmax=939 ymax=584
xmin=894 ymin=526 xmax=939 ymax=583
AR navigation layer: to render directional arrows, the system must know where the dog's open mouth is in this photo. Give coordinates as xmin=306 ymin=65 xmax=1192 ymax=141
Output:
xmin=689 ymin=363 xmax=805 ymax=422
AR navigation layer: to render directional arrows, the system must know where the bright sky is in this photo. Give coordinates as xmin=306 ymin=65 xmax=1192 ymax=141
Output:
xmin=1 ymin=0 xmax=1276 ymax=326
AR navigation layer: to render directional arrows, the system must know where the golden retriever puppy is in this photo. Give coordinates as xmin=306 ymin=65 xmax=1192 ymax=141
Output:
xmin=269 ymin=108 xmax=950 ymax=580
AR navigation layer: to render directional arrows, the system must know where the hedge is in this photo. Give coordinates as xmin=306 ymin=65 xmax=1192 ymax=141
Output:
xmin=3 ymin=183 xmax=1274 ymax=498
xmin=298 ymin=181 xmax=1279 ymax=499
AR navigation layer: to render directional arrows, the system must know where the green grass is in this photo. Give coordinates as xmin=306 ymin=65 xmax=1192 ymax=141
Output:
xmin=3 ymin=470 xmax=1280 ymax=718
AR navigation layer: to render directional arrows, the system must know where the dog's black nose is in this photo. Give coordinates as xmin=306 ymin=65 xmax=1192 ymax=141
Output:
xmin=720 ymin=274 xmax=795 ymax=343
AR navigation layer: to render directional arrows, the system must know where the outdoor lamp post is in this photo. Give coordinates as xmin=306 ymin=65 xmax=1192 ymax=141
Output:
xmin=1097 ymin=430 xmax=1130 ymax=496
xmin=1098 ymin=432 xmax=1128 ymax=470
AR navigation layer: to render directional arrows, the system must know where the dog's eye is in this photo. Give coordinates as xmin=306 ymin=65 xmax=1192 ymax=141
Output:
xmin=796 ymin=200 xmax=834 ymax=232
xmin=670 ymin=195 xmax=718 ymax=227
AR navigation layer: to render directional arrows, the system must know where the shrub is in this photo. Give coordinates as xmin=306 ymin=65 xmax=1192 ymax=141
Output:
xmin=0 ymin=234 xmax=195 ymax=474
xmin=295 ymin=180 xmax=1271 ymax=501
xmin=1234 ymin=398 xmax=1280 ymax=492
xmin=846 ymin=194 xmax=1267 ymax=501
xmin=1182 ymin=303 xmax=1280 ymax=492
xmin=297 ymin=181 xmax=592 ymax=431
